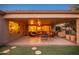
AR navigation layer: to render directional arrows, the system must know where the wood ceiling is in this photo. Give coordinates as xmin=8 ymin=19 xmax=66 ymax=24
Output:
xmin=7 ymin=18 xmax=76 ymax=25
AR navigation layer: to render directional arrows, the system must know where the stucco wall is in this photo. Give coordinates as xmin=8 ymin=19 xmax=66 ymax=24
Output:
xmin=77 ymin=19 xmax=79 ymax=45
xmin=0 ymin=15 xmax=9 ymax=45
xmin=0 ymin=15 xmax=24 ymax=45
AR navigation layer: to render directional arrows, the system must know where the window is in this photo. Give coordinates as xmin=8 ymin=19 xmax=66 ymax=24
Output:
xmin=28 ymin=26 xmax=37 ymax=32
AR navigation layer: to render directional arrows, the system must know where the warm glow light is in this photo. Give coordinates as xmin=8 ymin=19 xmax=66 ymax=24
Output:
xmin=28 ymin=19 xmax=51 ymax=32
xmin=37 ymin=27 xmax=41 ymax=30
xmin=37 ymin=19 xmax=41 ymax=26
xmin=9 ymin=21 xmax=20 ymax=33
xmin=42 ymin=26 xmax=51 ymax=32
xmin=28 ymin=26 xmax=36 ymax=32
xmin=28 ymin=26 xmax=51 ymax=32
xmin=30 ymin=20 xmax=34 ymax=24
xmin=38 ymin=21 xmax=41 ymax=24
xmin=37 ymin=26 xmax=41 ymax=31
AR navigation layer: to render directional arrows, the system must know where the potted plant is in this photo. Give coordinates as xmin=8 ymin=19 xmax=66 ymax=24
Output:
xmin=70 ymin=30 xmax=76 ymax=42
xmin=65 ymin=20 xmax=76 ymax=42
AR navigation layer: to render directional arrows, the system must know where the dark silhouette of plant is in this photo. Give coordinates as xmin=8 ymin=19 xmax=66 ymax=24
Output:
xmin=71 ymin=4 xmax=79 ymax=10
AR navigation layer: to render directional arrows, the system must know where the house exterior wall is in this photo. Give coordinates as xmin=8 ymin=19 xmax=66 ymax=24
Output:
xmin=0 ymin=10 xmax=79 ymax=45
xmin=0 ymin=15 xmax=9 ymax=45
xmin=76 ymin=18 xmax=79 ymax=45
xmin=0 ymin=15 xmax=24 ymax=45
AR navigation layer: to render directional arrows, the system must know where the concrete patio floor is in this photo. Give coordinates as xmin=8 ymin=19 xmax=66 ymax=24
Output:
xmin=8 ymin=36 xmax=75 ymax=46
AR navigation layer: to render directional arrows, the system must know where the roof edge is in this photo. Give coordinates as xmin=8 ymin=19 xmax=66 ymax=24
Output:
xmin=2 ymin=10 xmax=79 ymax=14
xmin=0 ymin=10 xmax=6 ymax=15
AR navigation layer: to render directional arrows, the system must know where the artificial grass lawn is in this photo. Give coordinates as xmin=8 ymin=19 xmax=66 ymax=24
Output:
xmin=0 ymin=45 xmax=79 ymax=55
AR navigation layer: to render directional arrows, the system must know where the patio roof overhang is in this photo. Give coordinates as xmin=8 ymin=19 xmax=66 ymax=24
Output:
xmin=2 ymin=10 xmax=79 ymax=14
xmin=1 ymin=10 xmax=79 ymax=18
xmin=0 ymin=10 xmax=6 ymax=15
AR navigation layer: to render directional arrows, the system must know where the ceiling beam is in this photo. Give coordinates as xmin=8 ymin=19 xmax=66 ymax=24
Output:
xmin=4 ymin=14 xmax=79 ymax=18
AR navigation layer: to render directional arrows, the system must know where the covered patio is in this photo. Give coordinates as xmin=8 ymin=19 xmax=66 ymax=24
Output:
xmin=0 ymin=10 xmax=79 ymax=46
xmin=7 ymin=18 xmax=76 ymax=46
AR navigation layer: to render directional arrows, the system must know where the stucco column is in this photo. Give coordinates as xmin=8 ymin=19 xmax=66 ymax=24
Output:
xmin=76 ymin=18 xmax=79 ymax=45
xmin=0 ymin=15 xmax=9 ymax=45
